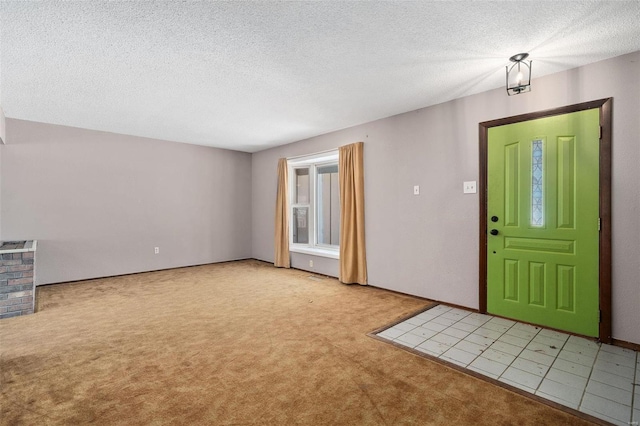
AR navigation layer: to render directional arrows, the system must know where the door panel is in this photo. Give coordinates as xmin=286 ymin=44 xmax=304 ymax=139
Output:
xmin=504 ymin=143 xmax=520 ymax=227
xmin=487 ymin=108 xmax=600 ymax=337
xmin=557 ymin=137 xmax=576 ymax=229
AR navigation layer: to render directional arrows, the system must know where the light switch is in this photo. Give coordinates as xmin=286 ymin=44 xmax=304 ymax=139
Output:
xmin=413 ymin=185 xmax=420 ymax=195
xmin=463 ymin=181 xmax=477 ymax=194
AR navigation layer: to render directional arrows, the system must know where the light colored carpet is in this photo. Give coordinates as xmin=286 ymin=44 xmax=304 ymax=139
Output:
xmin=0 ymin=259 xmax=594 ymax=425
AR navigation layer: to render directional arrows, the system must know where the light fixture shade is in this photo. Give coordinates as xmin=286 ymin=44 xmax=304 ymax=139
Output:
xmin=506 ymin=53 xmax=532 ymax=96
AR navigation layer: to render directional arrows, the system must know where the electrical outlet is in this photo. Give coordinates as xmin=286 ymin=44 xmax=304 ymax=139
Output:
xmin=154 ymin=247 xmax=159 ymax=254
xmin=413 ymin=185 xmax=420 ymax=195
xmin=309 ymin=260 xmax=314 ymax=268
xmin=463 ymin=181 xmax=477 ymax=194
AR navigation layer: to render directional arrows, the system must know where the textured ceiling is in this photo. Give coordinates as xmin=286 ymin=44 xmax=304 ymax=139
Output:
xmin=1 ymin=1 xmax=639 ymax=152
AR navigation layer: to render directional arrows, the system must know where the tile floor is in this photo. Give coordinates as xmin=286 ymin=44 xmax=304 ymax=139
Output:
xmin=377 ymin=304 xmax=639 ymax=426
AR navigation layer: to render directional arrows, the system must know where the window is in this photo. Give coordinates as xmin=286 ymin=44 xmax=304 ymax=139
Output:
xmin=531 ymin=139 xmax=544 ymax=227
xmin=288 ymin=151 xmax=339 ymax=258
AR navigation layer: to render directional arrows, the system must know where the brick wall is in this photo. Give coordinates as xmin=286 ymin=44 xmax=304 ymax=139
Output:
xmin=0 ymin=251 xmax=35 ymax=319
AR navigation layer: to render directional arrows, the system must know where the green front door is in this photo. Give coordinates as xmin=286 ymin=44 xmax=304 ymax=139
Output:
xmin=487 ymin=109 xmax=600 ymax=337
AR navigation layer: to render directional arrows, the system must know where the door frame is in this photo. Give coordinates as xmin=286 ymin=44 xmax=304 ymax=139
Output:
xmin=478 ymin=98 xmax=612 ymax=343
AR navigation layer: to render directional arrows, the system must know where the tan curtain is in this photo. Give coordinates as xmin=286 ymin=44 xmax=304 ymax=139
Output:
xmin=274 ymin=158 xmax=290 ymax=268
xmin=339 ymin=142 xmax=368 ymax=284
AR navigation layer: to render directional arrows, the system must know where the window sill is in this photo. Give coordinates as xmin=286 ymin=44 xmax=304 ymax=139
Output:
xmin=290 ymin=246 xmax=339 ymax=260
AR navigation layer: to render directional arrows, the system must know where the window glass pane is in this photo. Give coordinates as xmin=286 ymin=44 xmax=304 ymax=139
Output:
xmin=317 ymin=165 xmax=339 ymax=246
xmin=531 ymin=139 xmax=544 ymax=227
xmin=318 ymin=164 xmax=338 ymax=175
xmin=295 ymin=169 xmax=309 ymax=204
xmin=293 ymin=207 xmax=309 ymax=244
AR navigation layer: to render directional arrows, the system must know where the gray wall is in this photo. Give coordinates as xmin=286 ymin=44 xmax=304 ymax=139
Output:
xmin=0 ymin=107 xmax=6 ymax=143
xmin=0 ymin=136 xmax=3 ymax=240
xmin=0 ymin=107 xmax=5 ymax=239
xmin=1 ymin=119 xmax=252 ymax=284
xmin=252 ymin=51 xmax=640 ymax=344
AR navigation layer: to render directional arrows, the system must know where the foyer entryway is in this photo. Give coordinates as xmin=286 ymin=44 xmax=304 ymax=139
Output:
xmin=375 ymin=304 xmax=638 ymax=426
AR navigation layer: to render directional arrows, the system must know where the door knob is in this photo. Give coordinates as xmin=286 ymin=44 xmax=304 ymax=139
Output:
xmin=491 ymin=216 xmax=499 ymax=222
xmin=490 ymin=229 xmax=499 ymax=236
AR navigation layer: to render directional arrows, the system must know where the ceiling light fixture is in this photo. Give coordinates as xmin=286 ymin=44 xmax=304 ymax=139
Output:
xmin=506 ymin=53 xmax=532 ymax=96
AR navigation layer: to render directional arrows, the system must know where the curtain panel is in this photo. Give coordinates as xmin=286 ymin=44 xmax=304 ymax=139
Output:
xmin=339 ymin=142 xmax=368 ymax=284
xmin=274 ymin=158 xmax=290 ymax=268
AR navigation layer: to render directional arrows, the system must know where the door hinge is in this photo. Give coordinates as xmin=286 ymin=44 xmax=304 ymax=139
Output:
xmin=599 ymin=126 xmax=603 ymax=140
xmin=598 ymin=218 xmax=601 ymax=231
